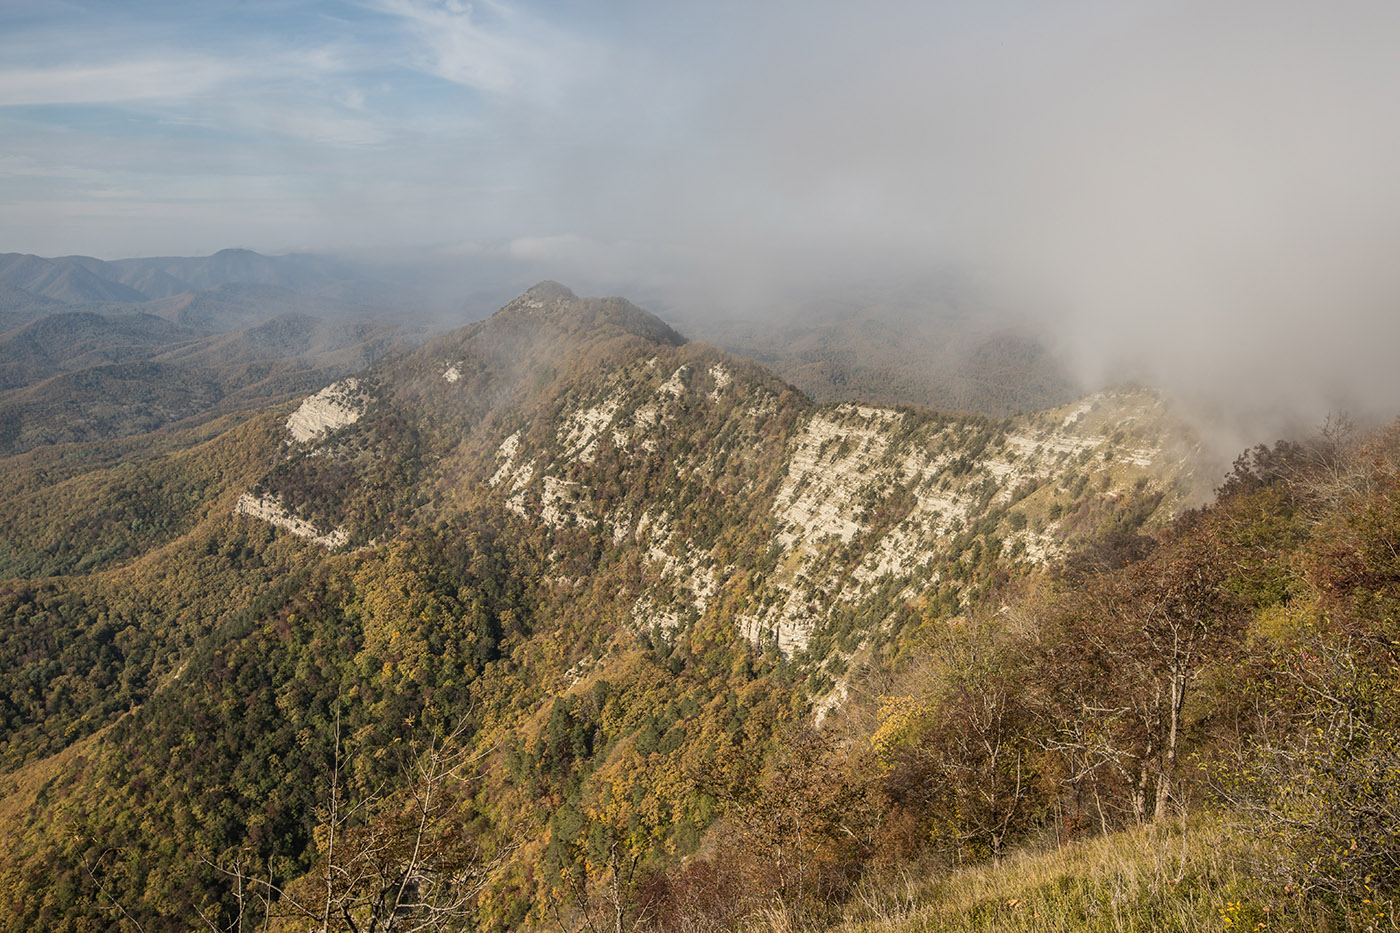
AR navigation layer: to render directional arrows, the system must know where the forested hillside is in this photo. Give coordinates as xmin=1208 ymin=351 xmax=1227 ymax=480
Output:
xmin=0 ymin=284 xmax=1392 ymax=932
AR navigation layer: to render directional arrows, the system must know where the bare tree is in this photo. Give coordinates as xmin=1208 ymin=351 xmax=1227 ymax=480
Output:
xmin=1218 ymin=635 xmax=1400 ymax=899
xmin=551 ymin=835 xmax=647 ymax=933
xmin=1039 ymin=513 xmax=1247 ymax=828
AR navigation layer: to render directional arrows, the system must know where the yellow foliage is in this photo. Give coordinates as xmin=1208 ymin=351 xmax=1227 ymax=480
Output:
xmin=1250 ymin=600 xmax=1314 ymax=647
xmin=869 ymin=695 xmax=935 ymax=761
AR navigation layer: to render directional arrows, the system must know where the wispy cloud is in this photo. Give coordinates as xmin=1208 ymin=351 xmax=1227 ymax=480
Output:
xmin=369 ymin=0 xmax=598 ymax=101
xmin=0 ymin=45 xmax=400 ymax=152
xmin=225 ymin=99 xmax=391 ymax=147
xmin=0 ymin=59 xmax=242 ymax=106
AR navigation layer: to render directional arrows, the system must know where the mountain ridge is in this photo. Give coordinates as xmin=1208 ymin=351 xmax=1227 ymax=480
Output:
xmin=0 ymin=282 xmax=1220 ymax=931
xmin=242 ymin=285 xmax=1204 ymax=656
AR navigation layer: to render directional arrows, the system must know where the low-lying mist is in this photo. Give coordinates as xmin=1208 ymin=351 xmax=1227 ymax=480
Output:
xmin=413 ymin=1 xmax=1400 ymax=455
xmin=11 ymin=0 xmax=1399 ymax=456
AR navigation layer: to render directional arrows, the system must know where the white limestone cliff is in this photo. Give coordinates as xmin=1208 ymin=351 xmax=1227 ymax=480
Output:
xmin=286 ymin=378 xmax=366 ymax=443
xmin=234 ymin=493 xmax=348 ymax=548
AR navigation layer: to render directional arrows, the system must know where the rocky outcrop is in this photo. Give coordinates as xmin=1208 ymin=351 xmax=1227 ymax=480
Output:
xmin=243 ymin=285 xmax=1208 ymax=678
xmin=731 ymin=389 xmax=1203 ymax=652
xmin=461 ymin=328 xmax=1202 ymax=660
xmin=234 ymin=492 xmax=347 ymax=548
xmin=286 ymin=377 xmax=365 ymax=442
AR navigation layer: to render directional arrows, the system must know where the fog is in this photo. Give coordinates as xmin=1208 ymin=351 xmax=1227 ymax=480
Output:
xmin=5 ymin=0 xmax=1400 ymax=445
xmin=534 ymin=2 xmax=1400 ymax=447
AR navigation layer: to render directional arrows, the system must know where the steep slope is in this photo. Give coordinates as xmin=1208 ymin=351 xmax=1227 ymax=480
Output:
xmin=245 ymin=283 xmax=1201 ymax=666
xmin=0 ymin=283 xmax=1209 ymax=932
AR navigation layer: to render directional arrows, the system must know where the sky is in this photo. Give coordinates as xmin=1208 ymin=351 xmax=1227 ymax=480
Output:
xmin=4 ymin=0 xmax=1400 ymax=436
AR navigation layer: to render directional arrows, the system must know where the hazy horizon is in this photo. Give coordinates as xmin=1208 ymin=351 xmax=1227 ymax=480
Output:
xmin=4 ymin=1 xmax=1400 ymax=445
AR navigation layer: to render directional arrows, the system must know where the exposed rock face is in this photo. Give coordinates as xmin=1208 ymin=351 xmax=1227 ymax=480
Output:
xmin=494 ymin=377 xmax=1196 ymax=656
xmin=731 ymin=390 xmax=1200 ymax=653
xmin=775 ymin=404 xmax=901 ymax=549
xmin=234 ymin=493 xmax=347 ymax=548
xmin=286 ymin=377 xmax=365 ymax=442
xmin=559 ymin=394 xmax=624 ymax=464
xmin=237 ymin=286 xmax=1207 ymax=685
xmin=540 ymin=476 xmax=593 ymax=528
xmin=462 ymin=353 xmax=1201 ymax=658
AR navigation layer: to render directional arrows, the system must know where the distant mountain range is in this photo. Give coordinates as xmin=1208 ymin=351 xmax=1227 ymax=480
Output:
xmin=1 ymin=248 xmax=1086 ymax=421
xmin=0 ymin=248 xmax=353 ymax=307
xmin=0 ymin=250 xmax=431 ymax=456
xmin=672 ymin=280 xmax=1082 ymax=417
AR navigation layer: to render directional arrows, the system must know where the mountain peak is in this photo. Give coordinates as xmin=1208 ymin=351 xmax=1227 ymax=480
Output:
xmin=519 ymin=280 xmax=578 ymax=305
xmin=497 ymin=283 xmax=685 ymax=347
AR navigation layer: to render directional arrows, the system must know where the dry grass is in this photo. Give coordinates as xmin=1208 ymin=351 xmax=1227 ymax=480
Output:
xmin=745 ymin=816 xmax=1399 ymax=933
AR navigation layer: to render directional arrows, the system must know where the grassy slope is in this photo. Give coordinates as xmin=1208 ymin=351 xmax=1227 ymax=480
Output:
xmin=824 ymin=820 xmax=1388 ymax=933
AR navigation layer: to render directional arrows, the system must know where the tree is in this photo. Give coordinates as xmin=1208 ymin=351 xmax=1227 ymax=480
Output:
xmin=1039 ymin=512 xmax=1247 ymax=826
xmin=721 ymin=727 xmax=873 ymax=929
xmin=1218 ymin=429 xmax=1400 ymax=901
xmin=1220 ymin=633 xmax=1400 ymax=900
xmin=874 ymin=614 xmax=1046 ymax=863
xmin=212 ymin=713 xmax=508 ymax=933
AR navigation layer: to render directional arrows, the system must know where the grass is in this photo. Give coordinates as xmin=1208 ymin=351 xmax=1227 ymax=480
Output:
xmin=756 ymin=816 xmax=1399 ymax=933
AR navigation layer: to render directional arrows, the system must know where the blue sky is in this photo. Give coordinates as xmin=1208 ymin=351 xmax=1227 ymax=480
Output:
xmin=0 ymin=0 xmax=1183 ymax=265
xmin=9 ymin=1 xmax=1397 ymax=277
xmin=4 ymin=0 xmax=1400 ymax=432
xmin=0 ymin=0 xmax=623 ymax=256
xmin=1 ymin=0 xmax=865 ymax=265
